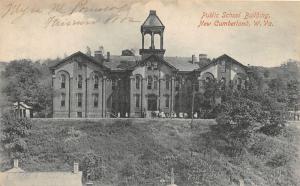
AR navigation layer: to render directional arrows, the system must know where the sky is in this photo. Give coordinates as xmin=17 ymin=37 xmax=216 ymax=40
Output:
xmin=0 ymin=0 xmax=299 ymax=67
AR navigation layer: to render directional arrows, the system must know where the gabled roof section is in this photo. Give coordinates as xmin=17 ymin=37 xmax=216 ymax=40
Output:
xmin=165 ymin=57 xmax=199 ymax=72
xmin=196 ymin=54 xmax=248 ymax=72
xmin=128 ymin=55 xmax=177 ymax=71
xmin=142 ymin=10 xmax=164 ymax=28
xmin=49 ymin=51 xmax=110 ymax=71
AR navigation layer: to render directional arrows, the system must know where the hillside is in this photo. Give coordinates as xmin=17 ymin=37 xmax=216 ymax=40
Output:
xmin=0 ymin=119 xmax=298 ymax=186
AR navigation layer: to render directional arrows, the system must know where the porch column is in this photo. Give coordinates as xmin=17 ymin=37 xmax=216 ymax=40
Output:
xmin=102 ymin=76 xmax=106 ymax=117
xmin=171 ymin=76 xmax=175 ymax=114
xmin=142 ymin=77 xmax=147 ymax=117
xmin=130 ymin=75 xmax=135 ymax=117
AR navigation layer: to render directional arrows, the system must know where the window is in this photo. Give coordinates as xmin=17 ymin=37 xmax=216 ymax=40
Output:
xmin=94 ymin=75 xmax=99 ymax=89
xmin=175 ymin=78 xmax=180 ymax=91
xmin=77 ymin=112 xmax=82 ymax=118
xmin=147 ymin=76 xmax=153 ymax=89
xmin=220 ymin=60 xmax=226 ymax=73
xmin=78 ymin=63 xmax=83 ymax=70
xmin=61 ymin=93 xmax=65 ymax=107
xmin=147 ymin=62 xmax=152 ymax=70
xmin=194 ymin=84 xmax=199 ymax=92
xmin=136 ymin=76 xmax=140 ymax=89
xmin=135 ymin=94 xmax=140 ymax=108
xmin=165 ymin=95 xmax=170 ymax=108
xmin=153 ymin=76 xmax=158 ymax=89
xmin=77 ymin=93 xmax=82 ymax=107
xmin=78 ymin=75 xmax=83 ymax=89
xmin=165 ymin=75 xmax=170 ymax=90
xmin=112 ymin=79 xmax=117 ymax=90
xmin=93 ymin=94 xmax=99 ymax=107
xmin=153 ymin=62 xmax=158 ymax=70
xmin=61 ymin=74 xmax=66 ymax=89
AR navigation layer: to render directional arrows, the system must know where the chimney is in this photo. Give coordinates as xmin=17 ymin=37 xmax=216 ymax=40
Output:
xmin=94 ymin=50 xmax=104 ymax=63
xmin=73 ymin=162 xmax=79 ymax=174
xmin=150 ymin=10 xmax=156 ymax=15
xmin=192 ymin=54 xmax=199 ymax=64
xmin=106 ymin=51 xmax=110 ymax=62
xmin=199 ymin=54 xmax=208 ymax=66
xmin=13 ymin=159 xmax=19 ymax=168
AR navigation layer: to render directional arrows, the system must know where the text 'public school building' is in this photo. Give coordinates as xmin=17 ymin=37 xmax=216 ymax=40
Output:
xmin=50 ymin=10 xmax=249 ymax=118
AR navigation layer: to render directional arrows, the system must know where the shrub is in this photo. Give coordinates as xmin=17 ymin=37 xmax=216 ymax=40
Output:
xmin=0 ymin=111 xmax=32 ymax=158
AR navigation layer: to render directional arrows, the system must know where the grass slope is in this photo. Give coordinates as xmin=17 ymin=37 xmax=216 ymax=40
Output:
xmin=0 ymin=119 xmax=298 ymax=186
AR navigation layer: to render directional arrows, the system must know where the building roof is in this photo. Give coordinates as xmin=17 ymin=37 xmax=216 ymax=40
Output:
xmin=164 ymin=57 xmax=199 ymax=72
xmin=103 ymin=55 xmax=140 ymax=71
xmin=13 ymin=102 xmax=32 ymax=109
xmin=0 ymin=161 xmax=82 ymax=186
xmin=0 ymin=172 xmax=82 ymax=186
xmin=51 ymin=51 xmax=246 ymax=73
xmin=196 ymin=54 xmax=248 ymax=72
xmin=141 ymin=10 xmax=164 ymax=28
xmin=49 ymin=51 xmax=110 ymax=71
xmin=101 ymin=55 xmax=199 ymax=72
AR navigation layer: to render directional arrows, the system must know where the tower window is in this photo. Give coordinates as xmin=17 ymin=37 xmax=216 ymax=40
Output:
xmin=61 ymin=74 xmax=66 ymax=89
xmin=78 ymin=75 xmax=83 ymax=89
xmin=147 ymin=76 xmax=153 ymax=89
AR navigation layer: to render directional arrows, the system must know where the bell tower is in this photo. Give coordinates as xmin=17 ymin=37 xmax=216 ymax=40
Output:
xmin=140 ymin=10 xmax=165 ymax=60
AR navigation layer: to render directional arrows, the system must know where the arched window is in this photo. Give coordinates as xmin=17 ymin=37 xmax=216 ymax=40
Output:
xmin=136 ymin=75 xmax=140 ymax=89
xmin=78 ymin=75 xmax=82 ymax=89
xmin=94 ymin=75 xmax=99 ymax=89
xmin=147 ymin=76 xmax=153 ymax=89
xmin=165 ymin=75 xmax=170 ymax=90
xmin=153 ymin=76 xmax=158 ymax=89
xmin=61 ymin=74 xmax=66 ymax=89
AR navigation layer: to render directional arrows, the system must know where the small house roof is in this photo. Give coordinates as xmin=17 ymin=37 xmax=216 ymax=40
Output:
xmin=13 ymin=102 xmax=32 ymax=109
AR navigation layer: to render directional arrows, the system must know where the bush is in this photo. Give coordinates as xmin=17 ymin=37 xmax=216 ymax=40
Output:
xmin=1 ymin=111 xmax=32 ymax=158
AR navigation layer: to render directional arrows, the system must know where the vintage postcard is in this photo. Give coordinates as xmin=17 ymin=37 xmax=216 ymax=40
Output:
xmin=0 ymin=0 xmax=299 ymax=186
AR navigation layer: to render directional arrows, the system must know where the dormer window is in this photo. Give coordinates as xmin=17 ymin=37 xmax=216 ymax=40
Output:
xmin=147 ymin=76 xmax=153 ymax=89
xmin=147 ymin=62 xmax=152 ymax=70
xmin=153 ymin=62 xmax=158 ymax=70
xmin=78 ymin=63 xmax=83 ymax=70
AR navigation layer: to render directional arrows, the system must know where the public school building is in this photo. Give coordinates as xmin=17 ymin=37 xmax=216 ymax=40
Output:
xmin=50 ymin=10 xmax=248 ymax=118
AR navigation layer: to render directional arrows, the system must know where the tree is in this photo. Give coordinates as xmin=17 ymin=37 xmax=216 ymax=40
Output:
xmin=1 ymin=59 xmax=54 ymax=117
